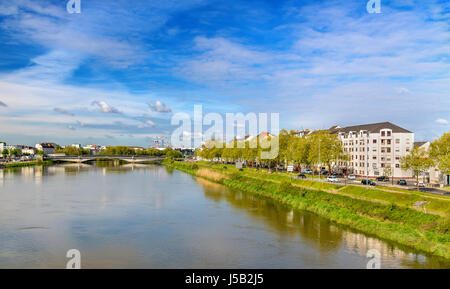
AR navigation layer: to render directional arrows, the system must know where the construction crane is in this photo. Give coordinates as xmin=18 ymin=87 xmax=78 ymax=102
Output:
xmin=150 ymin=136 xmax=171 ymax=149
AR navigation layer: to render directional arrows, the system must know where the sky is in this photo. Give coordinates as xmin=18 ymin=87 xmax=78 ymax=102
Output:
xmin=0 ymin=0 xmax=449 ymax=146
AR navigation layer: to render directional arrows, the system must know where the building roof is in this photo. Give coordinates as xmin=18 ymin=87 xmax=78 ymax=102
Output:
xmin=40 ymin=143 xmax=55 ymax=148
xmin=331 ymin=122 xmax=412 ymax=134
xmin=414 ymin=141 xmax=428 ymax=148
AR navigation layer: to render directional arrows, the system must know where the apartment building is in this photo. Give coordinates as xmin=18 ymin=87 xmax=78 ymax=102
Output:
xmin=35 ymin=143 xmax=56 ymax=155
xmin=331 ymin=122 xmax=414 ymax=179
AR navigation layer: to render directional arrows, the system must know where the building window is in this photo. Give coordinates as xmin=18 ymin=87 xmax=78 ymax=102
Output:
xmin=387 ymin=140 xmax=391 ymax=145
xmin=396 ymin=139 xmax=400 ymax=144
xmin=381 ymin=163 xmax=385 ymax=168
xmin=387 ymin=131 xmax=391 ymax=137
xmin=381 ymin=131 xmax=385 ymax=137
xmin=396 ymin=164 xmax=400 ymax=168
xmin=373 ymin=140 xmax=377 ymax=144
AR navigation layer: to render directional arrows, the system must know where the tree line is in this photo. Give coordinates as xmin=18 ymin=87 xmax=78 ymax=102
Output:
xmin=196 ymin=128 xmax=450 ymax=180
xmin=55 ymin=146 xmax=183 ymax=158
xmin=195 ymin=129 xmax=346 ymax=173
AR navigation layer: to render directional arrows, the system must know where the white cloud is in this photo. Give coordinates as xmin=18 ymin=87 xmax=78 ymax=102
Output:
xmin=91 ymin=101 xmax=121 ymax=114
xmin=0 ymin=100 xmax=7 ymax=107
xmin=54 ymin=107 xmax=74 ymax=116
xmin=148 ymin=101 xmax=172 ymax=113
xmin=395 ymin=87 xmax=411 ymax=95
xmin=146 ymin=120 xmax=156 ymax=127
xmin=436 ymin=118 xmax=449 ymax=125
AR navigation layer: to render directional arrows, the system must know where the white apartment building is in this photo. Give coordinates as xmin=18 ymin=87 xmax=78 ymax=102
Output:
xmin=332 ymin=122 xmax=415 ymax=179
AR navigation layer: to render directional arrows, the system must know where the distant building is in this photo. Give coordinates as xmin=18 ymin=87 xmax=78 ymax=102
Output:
xmin=36 ymin=143 xmax=56 ymax=155
xmin=21 ymin=146 xmax=36 ymax=155
xmin=332 ymin=122 xmax=414 ymax=178
xmin=0 ymin=142 xmax=6 ymax=152
xmin=291 ymin=129 xmax=315 ymax=138
xmin=83 ymin=145 xmax=101 ymax=155
xmin=414 ymin=141 xmax=450 ymax=186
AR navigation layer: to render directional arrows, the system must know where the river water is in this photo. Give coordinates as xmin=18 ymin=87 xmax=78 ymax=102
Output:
xmin=0 ymin=163 xmax=448 ymax=269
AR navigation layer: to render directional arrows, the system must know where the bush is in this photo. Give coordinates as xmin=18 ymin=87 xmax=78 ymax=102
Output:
xmin=436 ymin=217 xmax=450 ymax=234
xmin=278 ymin=180 xmax=297 ymax=195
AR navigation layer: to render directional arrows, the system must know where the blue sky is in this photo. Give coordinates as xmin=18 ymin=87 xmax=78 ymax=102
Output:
xmin=0 ymin=0 xmax=449 ymax=146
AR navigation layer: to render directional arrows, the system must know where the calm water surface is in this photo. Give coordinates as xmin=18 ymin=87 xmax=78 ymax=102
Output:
xmin=0 ymin=163 xmax=449 ymax=269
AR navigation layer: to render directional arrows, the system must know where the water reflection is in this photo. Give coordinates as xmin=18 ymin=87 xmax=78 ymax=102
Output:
xmin=0 ymin=164 xmax=448 ymax=269
xmin=197 ymin=177 xmax=450 ymax=269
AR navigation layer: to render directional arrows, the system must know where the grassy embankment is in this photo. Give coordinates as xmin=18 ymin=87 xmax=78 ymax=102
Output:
xmin=3 ymin=160 xmax=52 ymax=168
xmin=164 ymin=160 xmax=450 ymax=259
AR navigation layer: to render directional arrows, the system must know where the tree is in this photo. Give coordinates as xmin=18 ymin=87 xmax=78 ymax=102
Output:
xmin=166 ymin=149 xmax=183 ymax=159
xmin=400 ymin=147 xmax=435 ymax=191
xmin=10 ymin=148 xmax=22 ymax=156
xmin=55 ymin=146 xmax=88 ymax=156
xmin=1 ymin=149 xmax=9 ymax=156
xmin=430 ymin=130 xmax=450 ymax=175
xmin=307 ymin=131 xmax=344 ymax=176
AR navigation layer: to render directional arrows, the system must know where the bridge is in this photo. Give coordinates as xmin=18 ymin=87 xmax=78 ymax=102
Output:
xmin=45 ymin=155 xmax=166 ymax=163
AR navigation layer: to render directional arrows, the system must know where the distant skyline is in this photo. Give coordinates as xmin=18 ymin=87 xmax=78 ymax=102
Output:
xmin=0 ymin=0 xmax=449 ymax=146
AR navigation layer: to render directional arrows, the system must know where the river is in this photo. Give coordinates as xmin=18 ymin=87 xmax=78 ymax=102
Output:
xmin=0 ymin=163 xmax=448 ymax=269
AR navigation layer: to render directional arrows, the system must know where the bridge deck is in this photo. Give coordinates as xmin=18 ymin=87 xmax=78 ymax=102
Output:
xmin=45 ymin=155 xmax=165 ymax=163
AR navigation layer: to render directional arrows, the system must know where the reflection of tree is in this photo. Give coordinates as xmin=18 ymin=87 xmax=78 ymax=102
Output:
xmin=198 ymin=178 xmax=450 ymax=268
xmin=197 ymin=177 xmax=344 ymax=252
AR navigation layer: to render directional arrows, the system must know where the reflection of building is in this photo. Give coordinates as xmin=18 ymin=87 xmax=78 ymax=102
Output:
xmin=332 ymin=122 xmax=414 ymax=178
xmin=340 ymin=230 xmax=414 ymax=267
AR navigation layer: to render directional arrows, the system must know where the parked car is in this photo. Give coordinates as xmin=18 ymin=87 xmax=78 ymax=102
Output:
xmin=327 ymin=176 xmax=339 ymax=183
xmin=376 ymin=176 xmax=390 ymax=182
xmin=298 ymin=174 xmax=307 ymax=179
xmin=302 ymin=168 xmax=313 ymax=174
xmin=320 ymin=170 xmax=328 ymax=175
xmin=347 ymin=174 xmax=356 ymax=180
xmin=361 ymin=179 xmax=376 ymax=186
xmin=415 ymin=181 xmax=425 ymax=188
xmin=397 ymin=180 xmax=407 ymax=186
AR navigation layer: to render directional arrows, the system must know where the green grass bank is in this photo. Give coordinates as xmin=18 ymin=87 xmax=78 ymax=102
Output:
xmin=3 ymin=160 xmax=53 ymax=168
xmin=164 ymin=160 xmax=450 ymax=259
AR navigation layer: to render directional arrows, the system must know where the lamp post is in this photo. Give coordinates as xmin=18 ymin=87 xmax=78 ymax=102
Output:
xmin=392 ymin=141 xmax=395 ymax=186
xmin=318 ymin=137 xmax=321 ymax=180
xmin=366 ymin=131 xmax=370 ymax=190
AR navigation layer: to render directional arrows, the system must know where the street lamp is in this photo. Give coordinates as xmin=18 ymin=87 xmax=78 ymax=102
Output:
xmin=366 ymin=131 xmax=370 ymax=190
xmin=318 ymin=137 xmax=321 ymax=180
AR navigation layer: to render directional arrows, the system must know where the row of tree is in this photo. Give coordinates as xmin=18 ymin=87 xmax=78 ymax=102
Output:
xmin=196 ymin=129 xmax=450 ymax=181
xmin=195 ymin=129 xmax=346 ymax=173
xmin=401 ymin=131 xmax=450 ymax=188
xmin=100 ymin=146 xmax=183 ymax=158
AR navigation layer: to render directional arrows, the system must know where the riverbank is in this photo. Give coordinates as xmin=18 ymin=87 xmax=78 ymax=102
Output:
xmin=164 ymin=160 xmax=450 ymax=259
xmin=2 ymin=160 xmax=53 ymax=168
